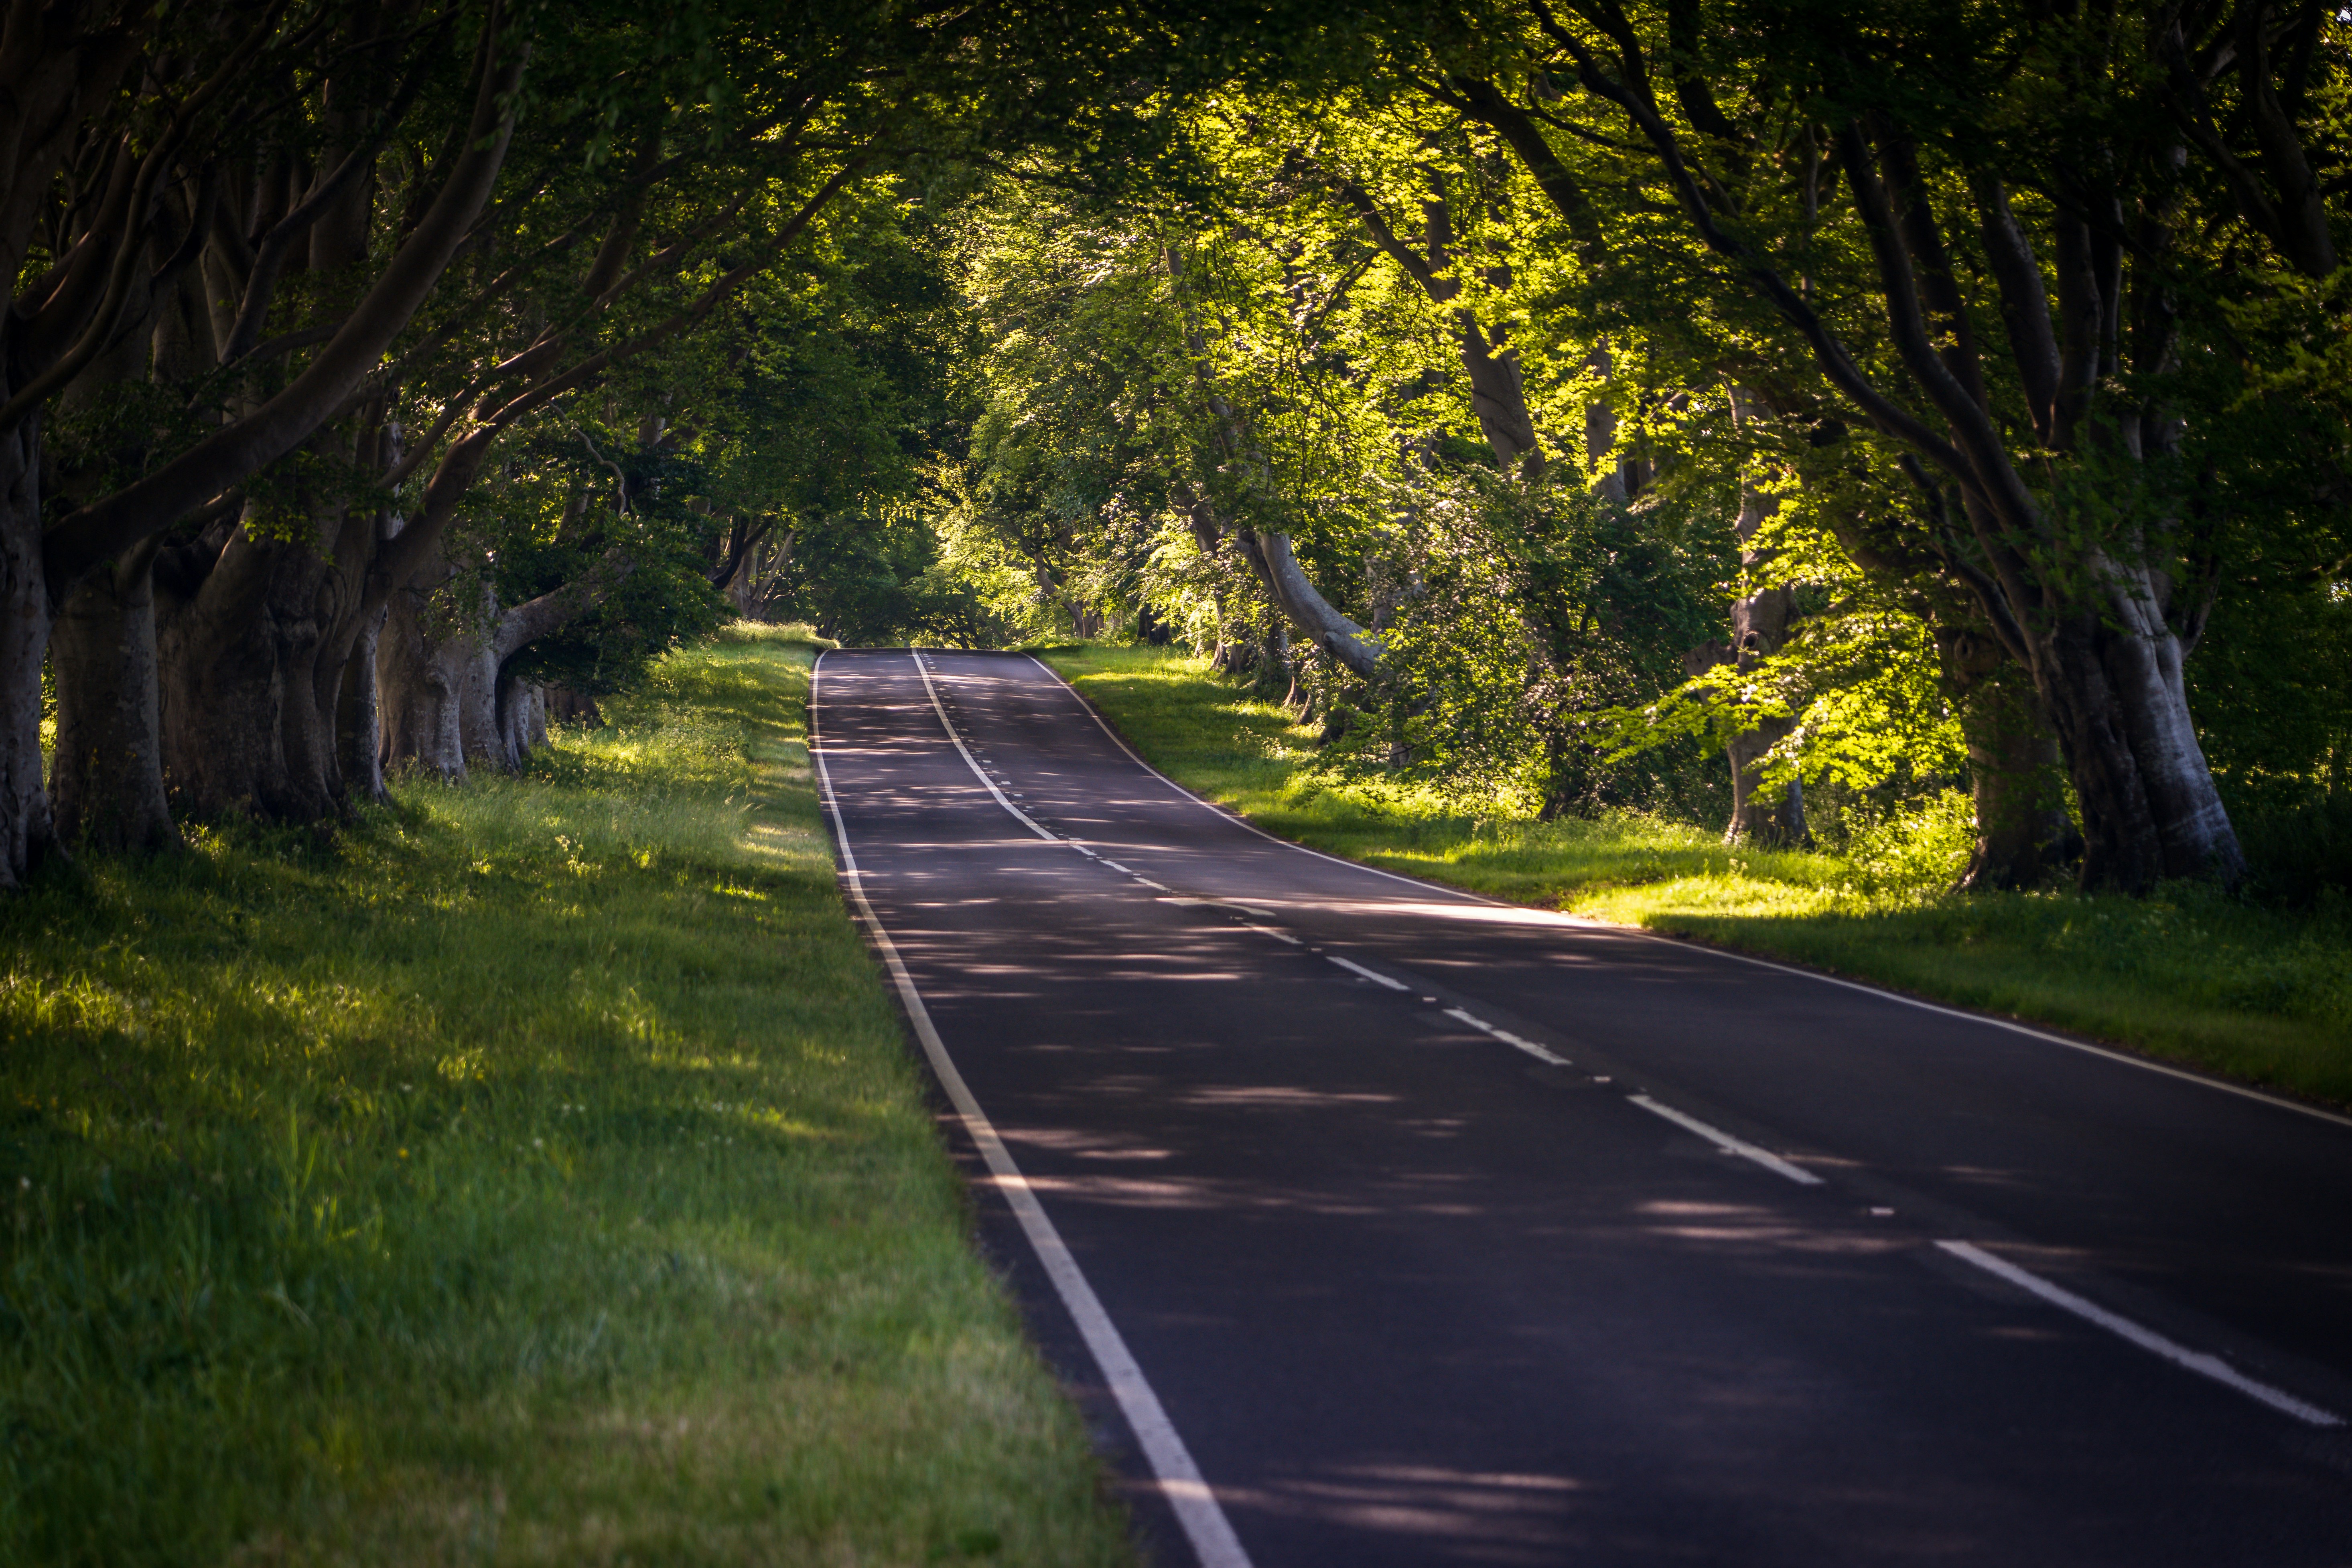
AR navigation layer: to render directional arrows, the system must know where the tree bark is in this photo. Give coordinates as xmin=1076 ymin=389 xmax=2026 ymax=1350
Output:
xmin=49 ymin=539 xmax=175 ymax=852
xmin=495 ymin=672 xmax=546 ymax=770
xmin=380 ymin=550 xmax=627 ymax=781
xmin=1707 ymin=432 xmax=1808 ymax=848
xmin=156 ymin=516 xmax=348 ymax=820
xmin=376 ymin=570 xmax=477 ymax=783
xmin=153 ymin=436 xmax=392 ymax=822
xmin=2034 ymin=587 xmax=2240 ymax=887
xmin=1237 ymin=528 xmax=1381 ymax=680
xmin=0 ymin=9 xmax=156 ymax=887
xmin=1926 ymin=619 xmax=2079 ymax=890
xmin=0 ymin=415 xmax=55 ymax=886
xmin=1949 ymin=649 xmax=2076 ymax=891
xmin=456 ymin=624 xmax=503 ymax=770
xmin=339 ymin=601 xmax=389 ymax=806
xmin=1725 ymin=576 xmax=1808 ymax=846
xmin=1584 ymin=345 xmax=1628 ymax=503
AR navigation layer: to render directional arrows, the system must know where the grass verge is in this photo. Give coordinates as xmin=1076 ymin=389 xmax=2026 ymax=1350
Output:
xmin=1 ymin=625 xmax=1134 ymax=1566
xmin=1041 ymin=644 xmax=2352 ymax=1111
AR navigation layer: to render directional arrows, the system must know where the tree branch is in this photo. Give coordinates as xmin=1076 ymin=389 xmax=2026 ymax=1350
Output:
xmin=45 ymin=13 xmax=527 ymax=598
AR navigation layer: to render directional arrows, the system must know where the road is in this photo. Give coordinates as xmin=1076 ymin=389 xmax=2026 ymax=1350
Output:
xmin=810 ymin=647 xmax=2352 ymax=1567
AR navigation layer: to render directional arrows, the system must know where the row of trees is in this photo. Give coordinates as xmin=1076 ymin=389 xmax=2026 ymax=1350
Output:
xmin=936 ymin=0 xmax=2351 ymax=896
xmin=15 ymin=0 xmax=2346 ymax=902
xmin=7 ymin=0 xmax=1210 ymax=889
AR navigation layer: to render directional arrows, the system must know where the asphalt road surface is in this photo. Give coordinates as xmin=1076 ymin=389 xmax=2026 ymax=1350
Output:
xmin=810 ymin=647 xmax=2352 ymax=1567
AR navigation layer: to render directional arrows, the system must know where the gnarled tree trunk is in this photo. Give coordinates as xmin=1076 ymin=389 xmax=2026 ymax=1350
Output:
xmin=1238 ymin=528 xmax=1380 ymax=680
xmin=495 ymin=672 xmax=547 ymax=771
xmin=156 ymin=497 xmax=364 ymax=821
xmin=2035 ymin=580 xmax=2239 ymax=888
xmin=49 ymin=539 xmax=174 ymax=852
xmin=377 ymin=569 xmax=481 ymax=782
xmin=455 ymin=623 xmax=505 ymax=771
xmin=339 ymin=601 xmax=390 ymax=806
xmin=0 ymin=418 xmax=55 ymax=886
xmin=380 ymin=550 xmax=627 ymax=783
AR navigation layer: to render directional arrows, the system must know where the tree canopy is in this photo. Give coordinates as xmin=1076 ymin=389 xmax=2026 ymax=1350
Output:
xmin=8 ymin=0 xmax=2348 ymax=900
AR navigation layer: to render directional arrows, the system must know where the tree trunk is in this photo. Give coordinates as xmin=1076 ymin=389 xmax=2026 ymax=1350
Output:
xmin=1237 ymin=529 xmax=1380 ymax=679
xmin=476 ymin=557 xmax=628 ymax=771
xmin=1252 ymin=621 xmax=1293 ymax=702
xmin=157 ymin=517 xmax=347 ymax=821
xmin=0 ymin=418 xmax=57 ymax=888
xmin=1210 ymin=633 xmax=1255 ymax=679
xmin=2033 ymin=593 xmax=2241 ymax=891
xmin=382 ymin=550 xmax=623 ymax=781
xmin=339 ymin=602 xmax=389 ymax=806
xmin=1717 ymin=576 xmax=1809 ymax=846
xmin=376 ymin=574 xmax=476 ymax=783
xmin=49 ymin=541 xmax=176 ymax=853
xmin=1940 ymin=630 xmax=2076 ymax=890
xmin=1585 ymin=345 xmax=1628 ymax=503
xmin=495 ymin=671 xmax=546 ymax=770
xmin=456 ymin=626 xmax=503 ymax=771
xmin=1709 ymin=404 xmax=1810 ymax=848
xmin=1724 ymin=742 xmax=1807 ymax=844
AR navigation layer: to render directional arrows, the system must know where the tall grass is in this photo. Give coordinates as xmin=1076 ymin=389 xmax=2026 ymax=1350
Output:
xmin=0 ymin=626 xmax=1133 ymax=1566
xmin=1044 ymin=644 xmax=2352 ymax=1110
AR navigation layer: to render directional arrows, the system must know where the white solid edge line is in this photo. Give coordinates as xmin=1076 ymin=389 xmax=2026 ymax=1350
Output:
xmin=1442 ymin=1007 xmax=1571 ymax=1068
xmin=1327 ymin=953 xmax=1408 ymax=990
xmin=1934 ymin=1240 xmax=2342 ymax=1428
xmin=1018 ymin=657 xmax=2352 ymax=1137
xmin=1627 ymin=1094 xmax=1825 ymax=1186
xmin=810 ymin=655 xmax=1257 ymax=1568
xmin=1023 ymin=652 xmax=1487 ymax=903
xmin=1646 ymin=936 xmax=2352 ymax=1134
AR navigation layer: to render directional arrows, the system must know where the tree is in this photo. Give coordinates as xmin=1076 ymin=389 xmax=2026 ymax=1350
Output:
xmin=18 ymin=0 xmax=1215 ymax=883
xmin=4 ymin=1 xmax=523 ymax=880
xmin=1423 ymin=0 xmax=2350 ymax=890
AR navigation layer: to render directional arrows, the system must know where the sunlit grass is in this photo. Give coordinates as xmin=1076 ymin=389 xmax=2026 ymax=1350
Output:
xmin=1045 ymin=644 xmax=2352 ymax=1109
xmin=0 ymin=625 xmax=1133 ymax=1566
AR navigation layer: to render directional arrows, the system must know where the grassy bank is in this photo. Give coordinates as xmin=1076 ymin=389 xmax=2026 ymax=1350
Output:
xmin=1 ymin=627 xmax=1133 ymax=1566
xmin=1039 ymin=644 xmax=2352 ymax=1111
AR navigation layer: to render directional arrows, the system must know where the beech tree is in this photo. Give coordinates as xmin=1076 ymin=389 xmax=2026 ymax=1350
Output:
xmin=12 ymin=0 xmax=1213 ymax=888
xmin=4 ymin=1 xmax=524 ymax=882
xmin=20 ymin=0 xmax=2343 ymax=905
xmin=1419 ymin=0 xmax=2351 ymax=890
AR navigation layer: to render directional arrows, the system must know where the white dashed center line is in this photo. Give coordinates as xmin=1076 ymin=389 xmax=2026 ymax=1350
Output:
xmin=885 ymin=651 xmax=2345 ymax=1449
xmin=1628 ymin=1095 xmax=1823 ymax=1186
xmin=1327 ymin=954 xmax=1409 ymax=991
xmin=1443 ymin=1006 xmax=1572 ymax=1067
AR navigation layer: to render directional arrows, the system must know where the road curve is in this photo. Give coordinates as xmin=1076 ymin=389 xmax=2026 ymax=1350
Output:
xmin=811 ymin=647 xmax=2352 ymax=1567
